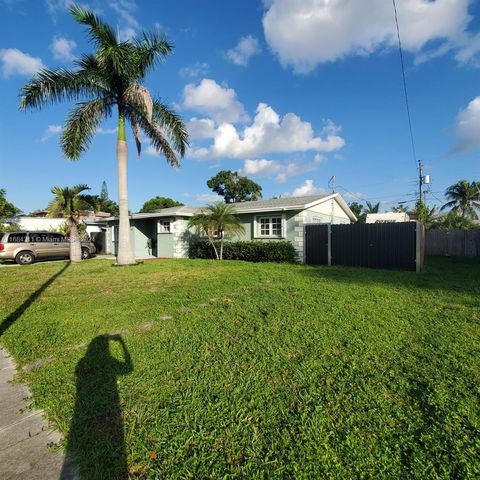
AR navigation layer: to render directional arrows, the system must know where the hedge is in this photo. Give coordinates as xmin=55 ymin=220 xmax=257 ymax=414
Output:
xmin=189 ymin=240 xmax=298 ymax=263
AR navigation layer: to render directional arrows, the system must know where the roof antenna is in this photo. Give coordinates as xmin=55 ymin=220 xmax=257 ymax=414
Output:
xmin=328 ymin=175 xmax=336 ymax=193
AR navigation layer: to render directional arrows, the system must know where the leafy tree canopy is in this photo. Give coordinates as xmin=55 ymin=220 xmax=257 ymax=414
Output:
xmin=207 ymin=170 xmax=262 ymax=203
xmin=139 ymin=196 xmax=183 ymax=213
xmin=348 ymin=202 xmax=363 ymax=218
xmin=0 ymin=188 xmax=21 ymax=220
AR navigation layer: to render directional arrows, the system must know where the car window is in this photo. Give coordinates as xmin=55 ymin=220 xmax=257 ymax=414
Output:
xmin=50 ymin=233 xmax=65 ymax=242
xmin=29 ymin=232 xmax=54 ymax=242
xmin=7 ymin=233 xmax=27 ymax=243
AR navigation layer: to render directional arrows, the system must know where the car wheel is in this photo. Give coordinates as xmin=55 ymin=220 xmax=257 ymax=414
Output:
xmin=15 ymin=251 xmax=34 ymax=265
xmin=81 ymin=248 xmax=90 ymax=260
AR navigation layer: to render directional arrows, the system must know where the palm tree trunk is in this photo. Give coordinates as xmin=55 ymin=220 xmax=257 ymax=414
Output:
xmin=209 ymin=235 xmax=219 ymax=260
xmin=219 ymin=236 xmax=224 ymax=260
xmin=116 ymin=111 xmax=136 ymax=265
xmin=69 ymin=218 xmax=82 ymax=262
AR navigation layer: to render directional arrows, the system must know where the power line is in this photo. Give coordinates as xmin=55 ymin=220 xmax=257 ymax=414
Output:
xmin=392 ymin=0 xmax=418 ymax=174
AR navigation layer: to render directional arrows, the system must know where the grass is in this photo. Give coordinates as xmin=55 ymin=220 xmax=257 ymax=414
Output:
xmin=0 ymin=257 xmax=479 ymax=479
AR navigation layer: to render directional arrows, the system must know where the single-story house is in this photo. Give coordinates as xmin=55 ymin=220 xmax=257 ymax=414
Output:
xmin=103 ymin=193 xmax=356 ymax=263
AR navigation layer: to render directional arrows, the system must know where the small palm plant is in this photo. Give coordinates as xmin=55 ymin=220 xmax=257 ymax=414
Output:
xmin=47 ymin=184 xmax=90 ymax=262
xmin=19 ymin=5 xmax=188 ymax=265
xmin=441 ymin=180 xmax=480 ymax=220
xmin=188 ymin=203 xmax=245 ymax=260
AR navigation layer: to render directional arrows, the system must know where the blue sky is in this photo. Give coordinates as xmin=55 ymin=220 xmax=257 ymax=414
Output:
xmin=1 ymin=0 xmax=480 ymax=214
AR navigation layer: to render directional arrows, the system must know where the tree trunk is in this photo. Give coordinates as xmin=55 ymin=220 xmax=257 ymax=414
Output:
xmin=116 ymin=112 xmax=136 ymax=265
xmin=219 ymin=236 xmax=224 ymax=260
xmin=69 ymin=218 xmax=82 ymax=263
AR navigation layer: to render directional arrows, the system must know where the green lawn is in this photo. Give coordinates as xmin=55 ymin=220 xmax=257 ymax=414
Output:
xmin=0 ymin=258 xmax=479 ymax=479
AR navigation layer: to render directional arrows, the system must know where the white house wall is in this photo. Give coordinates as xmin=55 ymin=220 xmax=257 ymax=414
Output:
xmin=304 ymin=198 xmax=350 ymax=224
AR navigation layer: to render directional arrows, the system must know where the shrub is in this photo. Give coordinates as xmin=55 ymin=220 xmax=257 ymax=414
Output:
xmin=189 ymin=240 xmax=298 ymax=263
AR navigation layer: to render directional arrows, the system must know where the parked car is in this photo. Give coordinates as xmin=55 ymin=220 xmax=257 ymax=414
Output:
xmin=0 ymin=231 xmax=96 ymax=265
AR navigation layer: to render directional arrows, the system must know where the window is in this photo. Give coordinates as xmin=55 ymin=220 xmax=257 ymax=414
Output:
xmin=7 ymin=233 xmax=26 ymax=243
xmin=159 ymin=220 xmax=171 ymax=233
xmin=257 ymin=216 xmax=283 ymax=237
xmin=312 ymin=217 xmax=322 ymax=224
xmin=29 ymin=232 xmax=51 ymax=242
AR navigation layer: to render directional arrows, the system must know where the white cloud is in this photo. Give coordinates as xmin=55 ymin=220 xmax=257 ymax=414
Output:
xmin=97 ymin=127 xmax=117 ymax=134
xmin=0 ymin=48 xmax=44 ymax=78
xmin=263 ymin=0 xmax=478 ymax=73
xmin=190 ymin=102 xmax=344 ymax=160
xmin=195 ymin=193 xmax=223 ymax=203
xmin=119 ymin=27 xmax=136 ymax=41
xmin=41 ymin=124 xmax=62 ymax=142
xmin=50 ymin=36 xmax=76 ymax=62
xmin=187 ymin=118 xmax=216 ymax=140
xmin=225 ymin=35 xmax=261 ymax=66
xmin=240 ymin=159 xmax=280 ymax=177
xmin=291 ymin=179 xmax=326 ymax=197
xmin=454 ymin=96 xmax=480 ymax=152
xmin=108 ymin=0 xmax=139 ymax=28
xmin=240 ymin=157 xmax=323 ymax=183
xmin=182 ymin=78 xmax=248 ymax=123
xmin=179 ymin=62 xmax=210 ymax=78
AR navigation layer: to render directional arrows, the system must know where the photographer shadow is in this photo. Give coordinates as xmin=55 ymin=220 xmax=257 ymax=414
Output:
xmin=60 ymin=334 xmax=133 ymax=479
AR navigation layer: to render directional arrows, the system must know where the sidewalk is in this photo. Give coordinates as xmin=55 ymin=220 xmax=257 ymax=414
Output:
xmin=0 ymin=348 xmax=76 ymax=479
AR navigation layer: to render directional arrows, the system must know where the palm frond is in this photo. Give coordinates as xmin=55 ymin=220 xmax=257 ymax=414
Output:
xmin=19 ymin=68 xmax=105 ymax=111
xmin=60 ymin=98 xmax=113 ymax=160
xmin=133 ymin=32 xmax=173 ymax=77
xmin=125 ymin=102 xmax=180 ymax=167
xmin=70 ymin=4 xmax=117 ymax=48
xmin=152 ymin=100 xmax=189 ymax=156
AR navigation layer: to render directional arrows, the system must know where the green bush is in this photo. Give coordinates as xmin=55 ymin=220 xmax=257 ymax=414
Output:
xmin=189 ymin=240 xmax=298 ymax=263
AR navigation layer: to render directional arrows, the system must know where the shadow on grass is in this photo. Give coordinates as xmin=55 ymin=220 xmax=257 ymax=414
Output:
xmin=0 ymin=262 xmax=70 ymax=338
xmin=60 ymin=334 xmax=133 ymax=480
xmin=300 ymin=256 xmax=480 ymax=297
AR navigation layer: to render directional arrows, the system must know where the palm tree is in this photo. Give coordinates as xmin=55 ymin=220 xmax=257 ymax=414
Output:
xmin=188 ymin=203 xmax=245 ymax=260
xmin=19 ymin=5 xmax=188 ymax=265
xmin=365 ymin=201 xmax=380 ymax=214
xmin=47 ymin=184 xmax=90 ymax=262
xmin=441 ymin=180 xmax=480 ymax=220
xmin=391 ymin=204 xmax=408 ymax=213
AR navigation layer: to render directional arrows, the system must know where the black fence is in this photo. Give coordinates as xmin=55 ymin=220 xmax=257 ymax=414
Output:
xmin=305 ymin=222 xmax=424 ymax=272
xmin=426 ymin=229 xmax=480 ymax=257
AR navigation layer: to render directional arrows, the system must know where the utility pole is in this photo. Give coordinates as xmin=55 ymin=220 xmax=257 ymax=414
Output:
xmin=418 ymin=159 xmax=423 ymax=204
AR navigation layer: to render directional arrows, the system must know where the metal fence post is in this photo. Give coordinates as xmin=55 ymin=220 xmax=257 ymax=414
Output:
xmin=327 ymin=224 xmax=332 ymax=266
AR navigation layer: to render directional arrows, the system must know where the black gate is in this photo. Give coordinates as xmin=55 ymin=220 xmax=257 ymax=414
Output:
xmin=305 ymin=224 xmax=329 ymax=265
xmin=90 ymin=231 xmax=106 ymax=254
xmin=305 ymin=222 xmax=423 ymax=272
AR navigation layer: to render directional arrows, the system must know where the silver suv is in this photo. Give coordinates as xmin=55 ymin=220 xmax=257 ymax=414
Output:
xmin=0 ymin=231 xmax=96 ymax=265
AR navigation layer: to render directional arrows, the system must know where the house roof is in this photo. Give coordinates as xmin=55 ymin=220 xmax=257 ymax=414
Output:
xmin=103 ymin=193 xmax=357 ymax=222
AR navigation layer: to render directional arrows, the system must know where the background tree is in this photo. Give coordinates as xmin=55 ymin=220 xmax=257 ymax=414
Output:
xmin=0 ymin=188 xmax=21 ymax=219
xmin=188 ymin=203 xmax=245 ymax=260
xmin=207 ymin=170 xmax=262 ymax=203
xmin=80 ymin=192 xmax=119 ymax=216
xmin=100 ymin=181 xmax=109 ymax=201
xmin=391 ymin=204 xmax=408 ymax=213
xmin=364 ymin=201 xmax=380 ymax=214
xmin=441 ymin=180 xmax=480 ymax=220
xmin=435 ymin=211 xmax=476 ymax=231
xmin=139 ymin=196 xmax=183 ymax=213
xmin=410 ymin=201 xmax=437 ymax=229
xmin=19 ymin=5 xmax=188 ymax=265
xmin=348 ymin=202 xmax=363 ymax=219
xmin=47 ymin=184 xmax=90 ymax=262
